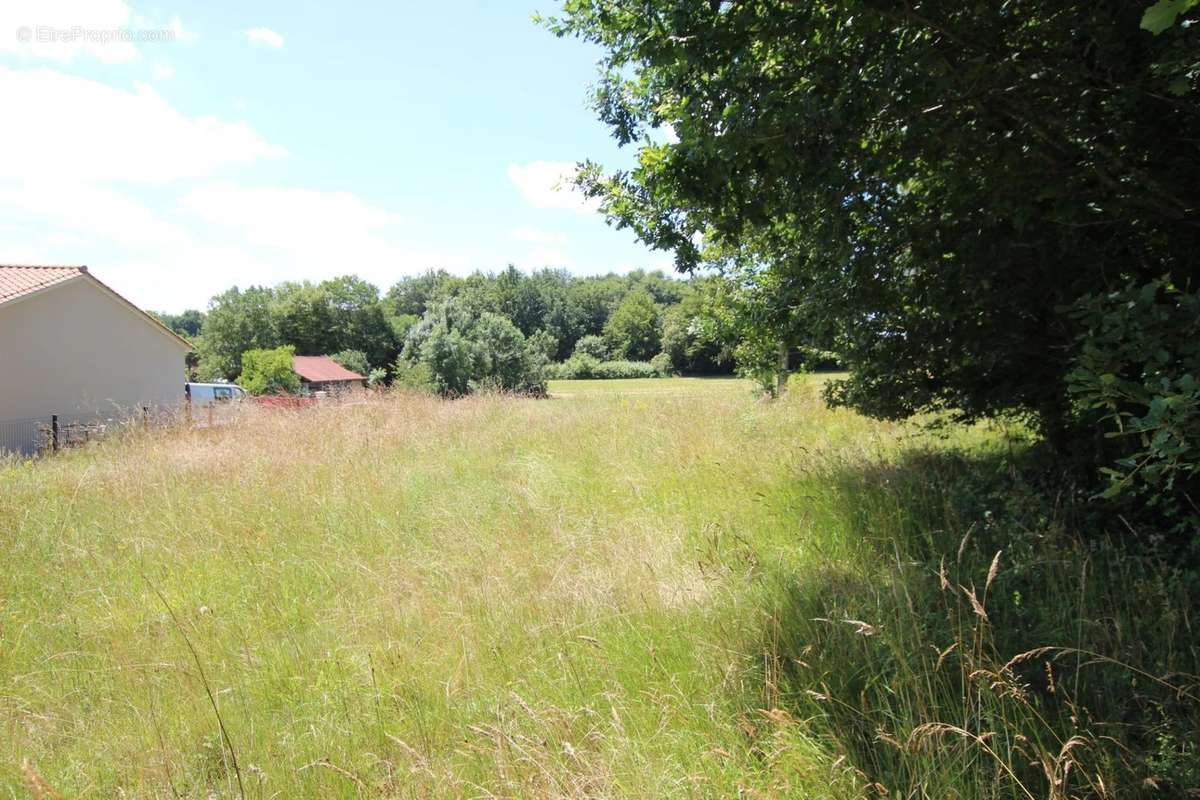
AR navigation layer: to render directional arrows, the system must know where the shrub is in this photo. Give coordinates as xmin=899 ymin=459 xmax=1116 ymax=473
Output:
xmin=396 ymin=299 xmax=547 ymax=396
xmin=391 ymin=359 xmax=435 ymax=393
xmin=527 ymin=329 xmax=558 ymax=361
xmin=592 ymin=360 xmax=660 ymax=379
xmin=548 ymin=353 xmax=601 ymax=380
xmin=472 ymin=313 xmax=547 ymax=394
xmin=650 ymin=352 xmax=673 ymax=377
xmin=417 ymin=325 xmax=477 ymax=396
xmin=328 ymin=349 xmax=370 ymax=376
xmin=238 ymin=346 xmax=300 ymax=395
xmin=548 ymin=357 xmax=670 ymax=380
xmin=573 ymin=334 xmax=609 ymax=361
xmin=1068 ymin=279 xmax=1200 ymax=537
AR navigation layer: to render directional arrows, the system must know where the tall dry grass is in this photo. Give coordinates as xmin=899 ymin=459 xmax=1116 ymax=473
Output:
xmin=0 ymin=377 xmax=1195 ymax=798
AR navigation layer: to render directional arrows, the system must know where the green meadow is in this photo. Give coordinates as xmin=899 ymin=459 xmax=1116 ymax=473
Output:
xmin=2 ymin=377 xmax=1195 ymax=798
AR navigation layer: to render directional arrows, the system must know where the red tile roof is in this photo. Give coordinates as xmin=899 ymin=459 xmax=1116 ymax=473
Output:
xmin=293 ymin=355 xmax=366 ymax=382
xmin=0 ymin=265 xmax=86 ymax=305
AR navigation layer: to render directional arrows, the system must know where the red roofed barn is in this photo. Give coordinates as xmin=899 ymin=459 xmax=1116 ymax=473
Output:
xmin=0 ymin=265 xmax=192 ymax=455
xmin=292 ymin=355 xmax=366 ymax=394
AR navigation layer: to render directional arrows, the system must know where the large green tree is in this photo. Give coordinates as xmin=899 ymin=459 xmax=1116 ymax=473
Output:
xmin=196 ymin=286 xmax=278 ymax=380
xmin=604 ymin=289 xmax=662 ymax=361
xmin=547 ymin=1 xmax=1200 ymax=465
xmin=398 ymin=298 xmax=547 ymax=396
xmin=386 ymin=269 xmax=463 ymax=317
xmin=199 ymin=277 xmax=401 ymax=380
xmin=153 ymin=309 xmax=205 ymax=339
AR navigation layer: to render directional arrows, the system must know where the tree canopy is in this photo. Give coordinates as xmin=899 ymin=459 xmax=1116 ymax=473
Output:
xmin=184 ymin=267 xmax=737 ymax=385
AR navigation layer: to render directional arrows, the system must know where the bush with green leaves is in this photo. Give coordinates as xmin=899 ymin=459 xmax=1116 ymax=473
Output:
xmin=1068 ymin=279 xmax=1200 ymax=534
xmin=546 ymin=353 xmax=600 ymax=380
xmin=592 ymin=360 xmax=661 ymax=380
xmin=572 ymin=334 xmax=609 ymax=360
xmin=238 ymin=345 xmax=300 ymax=396
xmin=397 ymin=299 xmax=546 ymax=396
xmin=472 ymin=312 xmax=548 ymax=394
xmin=328 ymin=349 xmax=370 ymax=376
xmin=649 ymin=352 xmax=673 ymax=377
xmin=366 ymin=368 xmax=387 ymax=388
xmin=527 ymin=329 xmax=558 ymax=362
xmin=549 ymin=357 xmax=666 ymax=380
xmin=391 ymin=359 xmax=435 ymax=393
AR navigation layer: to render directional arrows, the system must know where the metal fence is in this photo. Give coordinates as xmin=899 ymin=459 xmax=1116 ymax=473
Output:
xmin=0 ymin=415 xmax=51 ymax=457
xmin=1 ymin=396 xmax=336 ymax=459
xmin=0 ymin=412 xmax=159 ymax=455
xmin=0 ymin=412 xmax=119 ymax=457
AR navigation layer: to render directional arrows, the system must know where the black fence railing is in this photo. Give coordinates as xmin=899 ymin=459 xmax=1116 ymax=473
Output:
xmin=0 ymin=415 xmax=51 ymax=457
xmin=1 ymin=399 xmax=274 ymax=459
xmin=1 ymin=412 xmax=133 ymax=457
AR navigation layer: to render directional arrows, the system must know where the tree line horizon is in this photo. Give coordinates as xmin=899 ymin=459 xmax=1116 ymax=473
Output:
xmin=153 ymin=265 xmax=782 ymax=391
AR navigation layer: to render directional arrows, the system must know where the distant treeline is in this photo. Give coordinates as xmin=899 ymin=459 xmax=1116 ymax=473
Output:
xmin=155 ymin=266 xmax=740 ymax=384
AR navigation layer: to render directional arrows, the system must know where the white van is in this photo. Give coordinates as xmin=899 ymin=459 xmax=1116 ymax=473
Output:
xmin=185 ymin=382 xmax=248 ymax=406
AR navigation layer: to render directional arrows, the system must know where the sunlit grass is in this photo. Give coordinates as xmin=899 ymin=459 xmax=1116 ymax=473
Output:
xmin=1 ymin=376 xmax=1194 ymax=798
xmin=547 ymin=376 xmax=752 ymax=398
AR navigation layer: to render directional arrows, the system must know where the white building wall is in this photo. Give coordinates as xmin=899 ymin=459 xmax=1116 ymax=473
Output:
xmin=0 ymin=278 xmax=189 ymax=454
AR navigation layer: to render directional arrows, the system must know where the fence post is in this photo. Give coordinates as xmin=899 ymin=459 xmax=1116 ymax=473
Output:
xmin=142 ymin=406 xmax=149 ymax=432
xmin=184 ymin=384 xmax=192 ymax=426
xmin=51 ymin=414 xmax=59 ymax=452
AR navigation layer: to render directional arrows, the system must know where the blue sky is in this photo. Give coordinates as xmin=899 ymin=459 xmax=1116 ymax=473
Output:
xmin=0 ymin=0 xmax=671 ymax=311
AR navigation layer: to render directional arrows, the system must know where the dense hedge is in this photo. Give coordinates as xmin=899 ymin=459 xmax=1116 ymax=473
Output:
xmin=545 ymin=354 xmax=671 ymax=380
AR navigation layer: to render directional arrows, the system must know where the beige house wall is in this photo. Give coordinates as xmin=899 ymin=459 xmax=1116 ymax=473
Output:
xmin=0 ymin=277 xmax=189 ymax=447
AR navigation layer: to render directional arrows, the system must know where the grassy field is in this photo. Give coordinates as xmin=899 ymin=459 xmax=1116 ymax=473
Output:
xmin=1 ymin=377 xmax=1196 ymax=798
xmin=547 ymin=377 xmax=749 ymax=398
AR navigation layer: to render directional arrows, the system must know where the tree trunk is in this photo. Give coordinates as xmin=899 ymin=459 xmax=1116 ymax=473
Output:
xmin=776 ymin=342 xmax=788 ymax=396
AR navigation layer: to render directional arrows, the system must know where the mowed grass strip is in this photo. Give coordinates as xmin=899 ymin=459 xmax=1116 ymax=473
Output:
xmin=0 ymin=377 xmax=876 ymax=798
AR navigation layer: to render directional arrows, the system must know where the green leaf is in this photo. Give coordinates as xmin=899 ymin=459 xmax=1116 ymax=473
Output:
xmin=1141 ymin=0 xmax=1198 ymax=35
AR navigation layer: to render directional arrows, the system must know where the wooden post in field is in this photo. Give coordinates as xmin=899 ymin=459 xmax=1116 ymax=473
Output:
xmin=51 ymin=414 xmax=58 ymax=453
xmin=142 ymin=406 xmax=149 ymax=432
xmin=184 ymin=384 xmax=192 ymax=427
xmin=776 ymin=342 xmax=789 ymax=396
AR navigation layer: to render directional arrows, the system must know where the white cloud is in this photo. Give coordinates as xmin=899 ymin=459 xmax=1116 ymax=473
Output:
xmin=0 ymin=67 xmax=286 ymax=182
xmin=167 ymin=16 xmax=195 ymax=44
xmin=0 ymin=180 xmax=460 ymax=309
xmin=525 ymin=247 xmax=575 ymax=269
xmin=0 ymin=0 xmax=140 ymax=63
xmin=163 ymin=184 xmax=494 ymax=306
xmin=0 ymin=63 xmax=456 ymax=309
xmin=178 ymin=184 xmax=401 ymax=255
xmin=151 ymin=60 xmax=175 ymax=80
xmin=245 ymin=27 xmax=283 ymax=49
xmin=174 ymin=183 xmax=418 ymax=290
xmin=0 ymin=180 xmax=190 ymax=247
xmin=506 ymin=160 xmax=600 ymax=214
xmin=512 ymin=226 xmax=575 ymax=269
xmin=511 ymin=225 xmax=567 ymax=245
